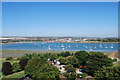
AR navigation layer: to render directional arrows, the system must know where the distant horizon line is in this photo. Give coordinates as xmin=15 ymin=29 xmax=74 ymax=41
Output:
xmin=1 ymin=35 xmax=118 ymax=38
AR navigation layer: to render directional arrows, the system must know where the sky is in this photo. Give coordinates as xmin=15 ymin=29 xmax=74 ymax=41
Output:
xmin=2 ymin=2 xmax=118 ymax=37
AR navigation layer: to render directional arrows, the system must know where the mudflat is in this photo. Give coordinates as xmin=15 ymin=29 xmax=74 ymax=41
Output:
xmin=1 ymin=50 xmax=118 ymax=58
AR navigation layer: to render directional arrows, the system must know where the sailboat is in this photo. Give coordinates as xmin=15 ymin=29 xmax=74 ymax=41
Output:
xmin=100 ymin=44 xmax=102 ymax=48
xmin=110 ymin=45 xmax=114 ymax=48
xmin=62 ymin=48 xmax=65 ymax=50
xmin=68 ymin=45 xmax=71 ymax=47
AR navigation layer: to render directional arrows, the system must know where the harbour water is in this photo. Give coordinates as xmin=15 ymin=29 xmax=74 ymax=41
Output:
xmin=1 ymin=42 xmax=119 ymax=52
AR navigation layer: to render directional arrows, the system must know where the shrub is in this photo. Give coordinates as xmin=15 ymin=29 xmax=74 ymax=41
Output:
xmin=19 ymin=57 xmax=29 ymax=70
xmin=2 ymin=62 xmax=13 ymax=75
xmin=6 ymin=57 xmax=13 ymax=60
xmin=12 ymin=62 xmax=21 ymax=72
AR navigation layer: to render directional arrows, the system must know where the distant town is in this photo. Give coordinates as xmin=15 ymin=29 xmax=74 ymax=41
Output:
xmin=0 ymin=36 xmax=119 ymax=44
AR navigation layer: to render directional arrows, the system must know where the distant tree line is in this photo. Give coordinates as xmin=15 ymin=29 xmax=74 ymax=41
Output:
xmin=87 ymin=38 xmax=120 ymax=42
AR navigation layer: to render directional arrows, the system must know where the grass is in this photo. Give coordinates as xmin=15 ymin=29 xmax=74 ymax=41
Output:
xmin=113 ymin=61 xmax=120 ymax=67
xmin=1 ymin=50 xmax=114 ymax=58
xmin=0 ymin=58 xmax=20 ymax=76
xmin=2 ymin=71 xmax=25 ymax=79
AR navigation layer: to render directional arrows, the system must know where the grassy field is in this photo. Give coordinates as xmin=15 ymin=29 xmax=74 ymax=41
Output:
xmin=0 ymin=58 xmax=21 ymax=79
xmin=113 ymin=61 xmax=120 ymax=67
xmin=2 ymin=71 xmax=25 ymax=79
xmin=1 ymin=50 xmax=115 ymax=58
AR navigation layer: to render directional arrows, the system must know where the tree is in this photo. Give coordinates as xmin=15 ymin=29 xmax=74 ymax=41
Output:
xmin=2 ymin=62 xmax=13 ymax=75
xmin=6 ymin=57 xmax=13 ymax=60
xmin=75 ymin=51 xmax=89 ymax=66
xmin=95 ymin=66 xmax=120 ymax=80
xmin=64 ymin=72 xmax=76 ymax=80
xmin=19 ymin=56 xmax=29 ymax=70
xmin=12 ymin=62 xmax=21 ymax=72
xmin=66 ymin=56 xmax=79 ymax=67
xmin=25 ymin=56 xmax=60 ymax=80
xmin=58 ymin=51 xmax=71 ymax=57
xmin=42 ymin=53 xmax=58 ymax=60
xmin=59 ymin=57 xmax=67 ymax=65
xmin=64 ymin=65 xmax=76 ymax=80
xmin=84 ymin=52 xmax=113 ymax=76
xmin=65 ymin=65 xmax=76 ymax=73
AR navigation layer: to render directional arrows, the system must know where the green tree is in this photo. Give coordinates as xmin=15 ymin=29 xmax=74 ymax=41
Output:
xmin=6 ymin=57 xmax=13 ymax=60
xmin=19 ymin=56 xmax=29 ymax=70
xmin=75 ymin=51 xmax=89 ymax=66
xmin=84 ymin=52 xmax=113 ymax=76
xmin=2 ymin=62 xmax=13 ymax=75
xmin=65 ymin=65 xmax=76 ymax=73
xmin=66 ymin=56 xmax=79 ymax=68
xmin=58 ymin=51 xmax=71 ymax=57
xmin=95 ymin=66 xmax=120 ymax=80
xmin=64 ymin=65 xmax=76 ymax=80
xmin=25 ymin=56 xmax=60 ymax=80
xmin=64 ymin=72 xmax=76 ymax=80
xmin=59 ymin=57 xmax=67 ymax=65
xmin=12 ymin=62 xmax=21 ymax=72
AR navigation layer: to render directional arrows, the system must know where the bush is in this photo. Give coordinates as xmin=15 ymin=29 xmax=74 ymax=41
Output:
xmin=25 ymin=56 xmax=60 ymax=79
xmin=2 ymin=62 xmax=13 ymax=75
xmin=95 ymin=66 xmax=120 ymax=80
xmin=19 ymin=57 xmax=29 ymax=70
xmin=12 ymin=62 xmax=21 ymax=72
xmin=112 ymin=58 xmax=117 ymax=62
xmin=6 ymin=57 xmax=13 ymax=60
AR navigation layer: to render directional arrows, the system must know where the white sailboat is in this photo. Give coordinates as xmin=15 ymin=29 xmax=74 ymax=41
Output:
xmin=90 ymin=49 xmax=93 ymax=51
xmin=68 ymin=45 xmax=71 ymax=47
xmin=62 ymin=48 xmax=65 ymax=50
xmin=100 ymin=44 xmax=102 ymax=48
xmin=110 ymin=45 xmax=114 ymax=48
xmin=105 ymin=47 xmax=108 ymax=48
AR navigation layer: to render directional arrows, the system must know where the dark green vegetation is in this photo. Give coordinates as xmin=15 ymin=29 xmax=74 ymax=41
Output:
xmin=1 ymin=51 xmax=120 ymax=80
xmin=84 ymin=52 xmax=113 ymax=76
xmin=2 ymin=62 xmax=13 ymax=75
xmin=87 ymin=37 xmax=120 ymax=42
xmin=95 ymin=66 xmax=120 ymax=80
xmin=25 ymin=56 xmax=60 ymax=80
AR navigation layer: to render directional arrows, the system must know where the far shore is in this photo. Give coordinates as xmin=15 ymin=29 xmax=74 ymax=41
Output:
xmin=0 ymin=41 xmax=120 ymax=45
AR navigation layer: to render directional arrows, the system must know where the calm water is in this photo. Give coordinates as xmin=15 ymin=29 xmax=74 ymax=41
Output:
xmin=0 ymin=42 xmax=119 ymax=52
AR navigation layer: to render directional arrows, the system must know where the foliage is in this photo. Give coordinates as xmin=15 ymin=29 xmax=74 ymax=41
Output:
xmin=58 ymin=51 xmax=71 ymax=57
xmin=112 ymin=58 xmax=117 ymax=62
xmin=12 ymin=62 xmax=21 ymax=72
xmin=66 ymin=56 xmax=79 ymax=67
xmin=64 ymin=64 xmax=76 ymax=80
xmin=77 ymin=73 xmax=88 ymax=78
xmin=75 ymin=51 xmax=89 ymax=66
xmin=25 ymin=56 xmax=60 ymax=80
xmin=64 ymin=72 xmax=76 ymax=80
xmin=59 ymin=57 xmax=67 ymax=65
xmin=84 ymin=52 xmax=113 ymax=76
xmin=6 ymin=57 xmax=13 ymax=60
xmin=19 ymin=56 xmax=29 ymax=70
xmin=42 ymin=53 xmax=58 ymax=60
xmin=24 ymin=54 xmax=35 ymax=60
xmin=65 ymin=64 xmax=76 ymax=73
xmin=2 ymin=71 xmax=25 ymax=79
xmin=95 ymin=66 xmax=120 ymax=80
xmin=2 ymin=62 xmax=13 ymax=75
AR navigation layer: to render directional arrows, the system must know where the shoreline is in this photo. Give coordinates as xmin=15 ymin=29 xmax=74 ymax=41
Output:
xmin=0 ymin=41 xmax=119 ymax=44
